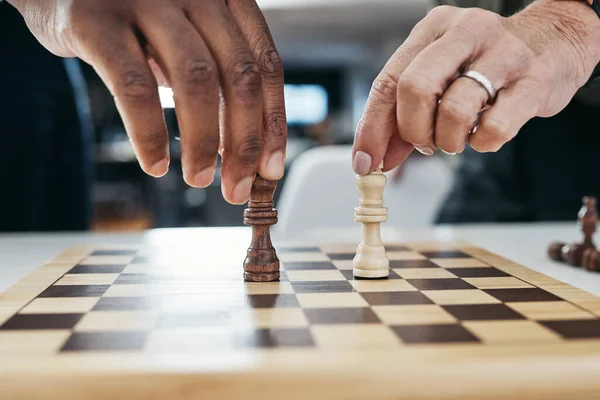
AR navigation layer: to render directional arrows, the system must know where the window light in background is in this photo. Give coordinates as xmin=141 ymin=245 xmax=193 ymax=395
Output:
xmin=159 ymin=84 xmax=328 ymax=125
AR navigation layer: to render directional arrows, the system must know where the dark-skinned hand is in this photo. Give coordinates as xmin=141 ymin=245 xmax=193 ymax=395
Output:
xmin=9 ymin=0 xmax=287 ymax=204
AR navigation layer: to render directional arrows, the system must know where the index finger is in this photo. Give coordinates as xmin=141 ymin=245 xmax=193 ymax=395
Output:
xmin=351 ymin=6 xmax=451 ymax=175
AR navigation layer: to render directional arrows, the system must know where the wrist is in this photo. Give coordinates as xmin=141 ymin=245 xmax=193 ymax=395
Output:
xmin=520 ymin=0 xmax=600 ymax=86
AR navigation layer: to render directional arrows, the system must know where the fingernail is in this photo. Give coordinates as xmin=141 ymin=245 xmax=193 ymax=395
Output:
xmin=414 ymin=146 xmax=435 ymax=156
xmin=440 ymin=149 xmax=457 ymax=156
xmin=353 ymin=151 xmax=372 ymax=175
xmin=265 ymin=151 xmax=285 ymax=180
xmin=231 ymin=176 xmax=254 ymax=205
xmin=149 ymin=158 xmax=169 ymax=177
xmin=193 ymin=168 xmax=215 ymax=188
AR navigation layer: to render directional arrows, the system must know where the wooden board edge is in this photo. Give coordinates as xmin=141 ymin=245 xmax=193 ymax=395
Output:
xmin=1 ymin=346 xmax=600 ymax=400
xmin=0 ymin=246 xmax=93 ymax=322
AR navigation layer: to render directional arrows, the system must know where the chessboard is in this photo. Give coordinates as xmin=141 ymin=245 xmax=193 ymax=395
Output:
xmin=2 ymin=238 xmax=600 ymax=399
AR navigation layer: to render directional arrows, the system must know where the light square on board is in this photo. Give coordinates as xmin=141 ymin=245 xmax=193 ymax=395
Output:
xmin=20 ymin=297 xmax=100 ymax=314
xmin=332 ymin=260 xmax=354 ymax=270
xmin=0 ymin=331 xmax=71 ymax=355
xmin=244 ymin=282 xmax=295 ymax=295
xmin=422 ymin=289 xmax=501 ymax=305
xmin=78 ymin=255 xmax=135 ymax=266
xmin=278 ymin=252 xmax=330 ymax=263
xmin=74 ymin=311 xmax=158 ymax=332
xmin=54 ymin=273 xmax=120 ymax=286
xmin=394 ymin=268 xmax=458 ymax=280
xmin=431 ymin=258 xmax=490 ymax=268
xmin=155 ymin=311 xmax=232 ymax=329
xmin=285 ymin=270 xmax=346 ymax=282
xmin=146 ymin=327 xmax=235 ymax=353
xmin=463 ymin=320 xmax=562 ymax=344
xmin=232 ymin=308 xmax=308 ymax=329
xmin=311 ymin=324 xmax=401 ymax=348
xmin=296 ymin=293 xmax=368 ymax=309
xmin=506 ymin=301 xmax=597 ymax=321
xmin=349 ymin=279 xmax=417 ymax=293
xmin=372 ymin=305 xmax=457 ymax=325
xmin=462 ymin=277 xmax=534 ymax=290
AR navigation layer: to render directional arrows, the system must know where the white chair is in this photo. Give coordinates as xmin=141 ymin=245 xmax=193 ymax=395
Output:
xmin=274 ymin=145 xmax=455 ymax=237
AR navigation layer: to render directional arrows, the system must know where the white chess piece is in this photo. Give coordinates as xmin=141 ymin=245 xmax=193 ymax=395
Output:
xmin=353 ymin=163 xmax=389 ymax=278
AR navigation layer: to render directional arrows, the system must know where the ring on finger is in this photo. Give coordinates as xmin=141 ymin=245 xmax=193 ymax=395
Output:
xmin=460 ymin=70 xmax=497 ymax=104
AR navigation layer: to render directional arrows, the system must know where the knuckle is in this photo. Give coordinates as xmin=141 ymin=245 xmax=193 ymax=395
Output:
xmin=228 ymin=55 xmax=262 ymax=103
xmin=258 ymin=47 xmax=284 ymax=81
xmin=370 ymin=73 xmax=398 ymax=106
xmin=426 ymin=5 xmax=455 ymax=19
xmin=397 ymin=74 xmax=437 ymax=105
xmin=264 ymin=112 xmax=287 ymax=138
xmin=484 ymin=117 xmax=513 ymax=143
xmin=438 ymin=96 xmax=472 ymax=124
xmin=236 ymin=133 xmax=263 ymax=166
xmin=178 ymin=57 xmax=218 ymax=92
xmin=115 ymin=68 xmax=156 ymax=101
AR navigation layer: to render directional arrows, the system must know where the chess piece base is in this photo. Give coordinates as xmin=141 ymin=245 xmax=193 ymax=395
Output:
xmin=353 ymin=243 xmax=389 ymax=278
xmin=353 ymin=267 xmax=389 ymax=278
xmin=244 ymin=271 xmax=280 ymax=282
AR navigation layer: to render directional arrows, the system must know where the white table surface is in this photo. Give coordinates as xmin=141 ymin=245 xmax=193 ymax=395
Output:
xmin=0 ymin=222 xmax=599 ymax=296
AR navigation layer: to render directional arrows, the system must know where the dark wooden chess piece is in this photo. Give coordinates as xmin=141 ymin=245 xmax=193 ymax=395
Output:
xmin=562 ymin=196 xmax=598 ymax=266
xmin=582 ymin=247 xmax=600 ymax=271
xmin=243 ymin=175 xmax=280 ymax=282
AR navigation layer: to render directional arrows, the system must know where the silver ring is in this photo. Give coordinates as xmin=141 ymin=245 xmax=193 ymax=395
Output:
xmin=461 ymin=70 xmax=496 ymax=104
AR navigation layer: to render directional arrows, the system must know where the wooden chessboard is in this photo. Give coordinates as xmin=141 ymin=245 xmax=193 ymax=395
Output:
xmin=2 ymin=238 xmax=600 ymax=399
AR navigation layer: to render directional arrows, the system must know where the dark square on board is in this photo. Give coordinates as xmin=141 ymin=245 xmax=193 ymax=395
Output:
xmin=61 ymin=331 xmax=148 ymax=351
xmin=90 ymin=249 xmax=138 ymax=256
xmin=37 ymin=285 xmax=110 ymax=298
xmin=391 ymin=324 xmax=480 ymax=344
xmin=245 ymin=294 xmax=299 ymax=308
xmin=235 ymin=328 xmax=314 ymax=348
xmin=390 ymin=260 xmax=441 ymax=269
xmin=419 ymin=250 xmax=471 ymax=258
xmin=0 ymin=313 xmax=83 ymax=330
xmin=291 ymin=281 xmax=355 ymax=293
xmin=484 ymin=288 xmax=562 ymax=303
xmin=69 ymin=265 xmax=126 ymax=274
xmin=406 ymin=279 xmax=475 ymax=291
xmin=326 ymin=253 xmax=356 ymax=261
xmin=540 ymin=320 xmax=600 ymax=339
xmin=282 ymin=261 xmax=336 ymax=271
xmin=446 ymin=267 xmax=510 ymax=278
xmin=278 ymin=247 xmax=321 ymax=253
xmin=304 ymin=307 xmax=380 ymax=324
xmin=361 ymin=291 xmax=434 ymax=306
xmin=442 ymin=304 xmax=526 ymax=321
